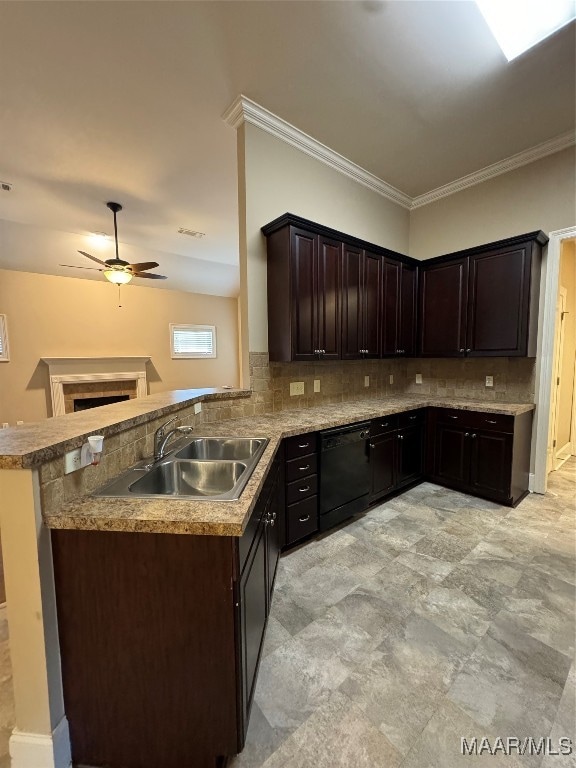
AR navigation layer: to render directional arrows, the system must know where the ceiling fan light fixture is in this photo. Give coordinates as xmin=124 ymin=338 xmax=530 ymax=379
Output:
xmin=104 ymin=269 xmax=133 ymax=285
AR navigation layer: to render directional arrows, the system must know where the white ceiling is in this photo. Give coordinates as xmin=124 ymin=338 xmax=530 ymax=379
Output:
xmin=0 ymin=1 xmax=574 ymax=296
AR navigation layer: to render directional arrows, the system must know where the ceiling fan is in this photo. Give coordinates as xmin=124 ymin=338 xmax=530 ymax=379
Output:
xmin=61 ymin=202 xmax=167 ymax=284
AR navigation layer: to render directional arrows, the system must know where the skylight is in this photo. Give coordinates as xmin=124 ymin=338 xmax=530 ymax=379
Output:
xmin=476 ymin=0 xmax=576 ymax=61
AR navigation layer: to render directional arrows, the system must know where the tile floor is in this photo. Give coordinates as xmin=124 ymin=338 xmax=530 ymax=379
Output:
xmin=231 ymin=459 xmax=575 ymax=768
xmin=0 ymin=462 xmax=573 ymax=768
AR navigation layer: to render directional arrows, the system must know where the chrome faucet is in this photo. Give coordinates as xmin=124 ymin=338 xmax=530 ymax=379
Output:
xmin=153 ymin=417 xmax=194 ymax=462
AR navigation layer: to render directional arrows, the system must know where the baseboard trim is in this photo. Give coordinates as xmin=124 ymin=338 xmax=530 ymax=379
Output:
xmin=528 ymin=473 xmax=536 ymax=493
xmin=10 ymin=716 xmax=71 ymax=768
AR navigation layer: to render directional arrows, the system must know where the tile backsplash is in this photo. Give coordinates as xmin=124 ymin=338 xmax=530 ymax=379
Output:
xmin=249 ymin=352 xmax=535 ymax=412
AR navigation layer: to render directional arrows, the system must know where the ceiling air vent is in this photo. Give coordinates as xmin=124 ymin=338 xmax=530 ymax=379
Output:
xmin=1 ymin=181 xmax=13 ymax=192
xmin=178 ymin=228 xmax=205 ymax=238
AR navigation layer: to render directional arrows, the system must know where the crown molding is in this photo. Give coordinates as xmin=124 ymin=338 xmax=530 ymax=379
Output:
xmin=222 ymin=95 xmax=412 ymax=209
xmin=410 ymin=131 xmax=576 ymax=209
xmin=223 ymin=95 xmax=575 ymax=212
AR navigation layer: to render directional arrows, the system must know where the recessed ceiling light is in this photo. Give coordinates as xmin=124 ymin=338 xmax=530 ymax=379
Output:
xmin=178 ymin=228 xmax=205 ymax=238
xmin=1 ymin=181 xmax=13 ymax=192
xmin=476 ymin=0 xmax=576 ymax=61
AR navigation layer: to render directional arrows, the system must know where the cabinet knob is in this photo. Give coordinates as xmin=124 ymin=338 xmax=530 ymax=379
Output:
xmin=471 ymin=433 xmax=477 ymax=439
xmin=398 ymin=434 xmax=404 ymax=440
xmin=322 ymin=349 xmax=326 ymax=354
xmin=465 ymin=432 xmax=470 ymax=437
xmin=459 ymin=349 xmax=465 ymax=353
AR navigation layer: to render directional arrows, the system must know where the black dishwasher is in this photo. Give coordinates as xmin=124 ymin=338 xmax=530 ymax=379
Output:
xmin=319 ymin=422 xmax=371 ymax=531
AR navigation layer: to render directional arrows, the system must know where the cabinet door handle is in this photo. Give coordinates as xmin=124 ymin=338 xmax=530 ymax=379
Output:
xmin=298 ymin=443 xmax=309 ymax=449
xmin=369 ymin=443 xmax=375 ymax=449
xmin=486 ymin=419 xmax=497 ymax=424
xmin=398 ymin=435 xmax=404 ymax=440
xmin=465 ymin=432 xmax=470 ymax=437
xmin=466 ymin=349 xmax=471 ymax=353
xmin=459 ymin=348 xmax=465 ymax=353
xmin=299 ymin=486 xmax=310 ymax=493
xmin=269 ymin=519 xmax=275 ymax=527
xmin=298 ymin=464 xmax=310 ymax=471
xmin=299 ymin=514 xmax=310 ymax=523
xmin=471 ymin=433 xmax=477 ymax=439
xmin=272 ymin=512 xmax=277 ymax=520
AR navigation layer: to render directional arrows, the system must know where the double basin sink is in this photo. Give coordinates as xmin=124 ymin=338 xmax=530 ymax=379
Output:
xmin=95 ymin=437 xmax=269 ymax=501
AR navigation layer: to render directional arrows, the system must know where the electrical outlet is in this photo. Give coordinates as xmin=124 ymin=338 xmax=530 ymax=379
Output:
xmin=194 ymin=402 xmax=202 ymax=414
xmin=16 ymin=420 xmax=23 ymax=425
xmin=1 ymin=423 xmax=8 ymax=429
xmin=485 ymin=375 xmax=494 ymax=388
xmin=64 ymin=448 xmax=83 ymax=474
xmin=364 ymin=376 xmax=370 ymax=388
xmin=389 ymin=374 xmax=394 ymax=385
xmin=415 ymin=373 xmax=423 ymax=384
xmin=313 ymin=379 xmax=320 ymax=393
xmin=290 ymin=381 xmax=305 ymax=396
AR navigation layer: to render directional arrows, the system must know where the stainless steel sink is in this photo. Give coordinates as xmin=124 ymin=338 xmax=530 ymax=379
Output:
xmin=129 ymin=460 xmax=247 ymax=497
xmin=94 ymin=435 xmax=269 ymax=501
xmin=175 ymin=438 xmax=265 ymax=461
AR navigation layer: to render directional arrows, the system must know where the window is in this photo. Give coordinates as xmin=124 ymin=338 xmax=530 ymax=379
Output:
xmin=0 ymin=315 xmax=9 ymax=362
xmin=170 ymin=324 xmax=216 ymax=359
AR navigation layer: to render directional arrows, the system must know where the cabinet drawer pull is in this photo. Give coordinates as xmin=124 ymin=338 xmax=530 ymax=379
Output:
xmin=299 ymin=514 xmax=310 ymax=523
xmin=466 ymin=348 xmax=471 ymax=353
xmin=298 ymin=464 xmax=310 ymax=471
xmin=381 ymin=422 xmax=389 ymax=427
xmin=298 ymin=486 xmax=310 ymax=493
xmin=449 ymin=415 xmax=458 ymax=420
xmin=409 ymin=415 xmax=417 ymax=420
xmin=298 ymin=443 xmax=309 ymax=449
xmin=486 ymin=419 xmax=497 ymax=424
xmin=459 ymin=348 xmax=465 ymax=353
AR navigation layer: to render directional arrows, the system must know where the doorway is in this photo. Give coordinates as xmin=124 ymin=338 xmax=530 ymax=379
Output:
xmin=533 ymin=226 xmax=576 ymax=494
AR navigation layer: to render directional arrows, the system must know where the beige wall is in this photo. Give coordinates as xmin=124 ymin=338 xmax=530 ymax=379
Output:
xmin=409 ymin=148 xmax=576 ymax=259
xmin=0 ymin=270 xmax=239 ymax=425
xmin=557 ymin=239 xmax=576 ymax=450
xmin=239 ymin=123 xmax=410 ymax=355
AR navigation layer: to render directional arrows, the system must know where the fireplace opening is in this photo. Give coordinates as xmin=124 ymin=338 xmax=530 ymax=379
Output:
xmin=73 ymin=395 xmax=130 ymax=412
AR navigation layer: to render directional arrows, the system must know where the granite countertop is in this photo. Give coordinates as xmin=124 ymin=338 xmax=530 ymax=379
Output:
xmin=42 ymin=396 xmax=535 ymax=537
xmin=0 ymin=387 xmax=251 ymax=469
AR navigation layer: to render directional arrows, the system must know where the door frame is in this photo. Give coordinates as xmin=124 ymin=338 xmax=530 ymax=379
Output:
xmin=549 ymin=286 xmax=567 ymax=471
xmin=532 ymin=226 xmax=576 ymax=493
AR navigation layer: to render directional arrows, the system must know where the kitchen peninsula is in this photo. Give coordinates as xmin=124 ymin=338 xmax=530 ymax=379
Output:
xmin=0 ymin=388 xmax=534 ymax=768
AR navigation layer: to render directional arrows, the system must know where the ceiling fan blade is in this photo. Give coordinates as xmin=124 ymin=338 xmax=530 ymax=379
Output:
xmin=78 ymin=250 xmax=108 ymax=267
xmin=133 ymin=272 xmax=167 ymax=279
xmin=60 ymin=264 xmax=104 ymax=272
xmin=127 ymin=261 xmax=159 ymax=272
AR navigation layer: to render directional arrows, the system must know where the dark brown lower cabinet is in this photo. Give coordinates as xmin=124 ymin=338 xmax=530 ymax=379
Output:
xmin=430 ymin=408 xmax=531 ymax=505
xmin=52 ymin=453 xmax=285 ymax=768
xmin=369 ymin=412 xmax=424 ymax=503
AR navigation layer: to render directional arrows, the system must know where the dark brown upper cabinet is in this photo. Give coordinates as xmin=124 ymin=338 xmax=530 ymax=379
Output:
xmin=341 ymin=247 xmax=381 ymax=359
xmin=382 ymin=259 xmax=417 ymax=357
xmin=419 ymin=231 xmax=547 ymax=358
xmin=419 ymin=258 xmax=469 ymax=357
xmin=265 ymin=223 xmax=341 ymax=362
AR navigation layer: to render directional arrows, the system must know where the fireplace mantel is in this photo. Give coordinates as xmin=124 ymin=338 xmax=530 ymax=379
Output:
xmin=42 ymin=357 xmax=151 ymax=417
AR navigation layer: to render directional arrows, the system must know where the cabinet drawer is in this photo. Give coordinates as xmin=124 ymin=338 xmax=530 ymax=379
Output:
xmin=286 ymin=496 xmax=318 ymax=545
xmin=285 ymin=433 xmax=317 ymax=460
xmin=370 ymin=414 xmax=398 ymax=437
xmin=286 ymin=474 xmax=318 ymax=505
xmin=398 ymin=409 xmax=425 ymax=428
xmin=286 ymin=453 xmax=318 ymax=483
xmin=435 ymin=407 xmax=513 ymax=434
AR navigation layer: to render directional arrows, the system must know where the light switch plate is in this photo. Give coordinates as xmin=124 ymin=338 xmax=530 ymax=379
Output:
xmin=415 ymin=373 xmax=423 ymax=384
xmin=194 ymin=402 xmax=202 ymax=414
xmin=485 ymin=375 xmax=494 ymax=387
xmin=389 ymin=374 xmax=394 ymax=385
xmin=313 ymin=379 xmax=321 ymax=393
xmin=290 ymin=381 xmax=305 ymax=396
xmin=364 ymin=375 xmax=370 ymax=388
